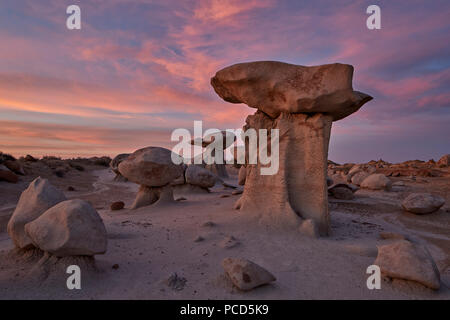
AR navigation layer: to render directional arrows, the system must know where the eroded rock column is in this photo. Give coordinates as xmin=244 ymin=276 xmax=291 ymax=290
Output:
xmin=235 ymin=112 xmax=332 ymax=235
xmin=211 ymin=61 xmax=372 ymax=236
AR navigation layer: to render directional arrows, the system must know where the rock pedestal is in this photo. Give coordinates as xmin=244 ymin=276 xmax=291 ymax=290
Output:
xmin=234 ymin=111 xmax=332 ymax=235
xmin=118 ymin=147 xmax=184 ymax=209
xmin=211 ymin=61 xmax=372 ymax=236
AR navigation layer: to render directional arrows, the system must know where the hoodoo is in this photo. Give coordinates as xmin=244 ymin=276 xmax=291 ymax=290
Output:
xmin=211 ymin=61 xmax=372 ymax=236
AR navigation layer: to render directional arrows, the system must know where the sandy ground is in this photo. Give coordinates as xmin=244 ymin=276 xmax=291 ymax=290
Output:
xmin=0 ymin=167 xmax=449 ymax=300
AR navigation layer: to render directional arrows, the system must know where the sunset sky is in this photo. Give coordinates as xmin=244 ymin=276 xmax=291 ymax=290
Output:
xmin=0 ymin=0 xmax=449 ymax=163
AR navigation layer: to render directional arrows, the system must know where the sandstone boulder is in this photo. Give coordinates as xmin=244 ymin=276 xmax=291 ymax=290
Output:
xmin=110 ymin=153 xmax=130 ymax=181
xmin=110 ymin=153 xmax=130 ymax=174
xmin=222 ymin=257 xmax=276 ymax=291
xmin=118 ymin=147 xmax=184 ymax=209
xmin=25 ymin=199 xmax=107 ymax=257
xmin=211 ymin=61 xmax=372 ymax=121
xmin=110 ymin=201 xmax=125 ymax=211
xmin=185 ymin=165 xmax=216 ymax=188
xmin=401 ymin=193 xmax=445 ymax=214
xmin=360 ymin=174 xmax=392 ymax=191
xmin=374 ymin=240 xmax=440 ymax=290
xmin=328 ymin=185 xmax=354 ymax=200
xmin=7 ymin=177 xmax=66 ymax=249
xmin=118 ymin=147 xmax=184 ymax=187
xmin=351 ymin=171 xmax=370 ymax=186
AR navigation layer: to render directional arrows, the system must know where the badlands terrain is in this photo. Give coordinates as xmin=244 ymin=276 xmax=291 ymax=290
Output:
xmin=0 ymin=152 xmax=449 ymax=299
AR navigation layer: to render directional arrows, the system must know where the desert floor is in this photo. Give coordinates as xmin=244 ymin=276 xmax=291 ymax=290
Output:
xmin=0 ymin=165 xmax=449 ymax=299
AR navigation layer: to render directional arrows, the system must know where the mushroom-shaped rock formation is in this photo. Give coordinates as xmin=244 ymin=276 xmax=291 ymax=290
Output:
xmin=190 ymin=130 xmax=236 ymax=178
xmin=211 ymin=61 xmax=372 ymax=236
xmin=118 ymin=147 xmax=184 ymax=209
xmin=110 ymin=153 xmax=130 ymax=182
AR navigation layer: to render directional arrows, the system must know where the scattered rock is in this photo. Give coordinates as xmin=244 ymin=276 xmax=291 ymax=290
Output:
xmin=110 ymin=153 xmax=130 ymax=181
xmin=374 ymin=240 xmax=440 ymax=290
xmin=7 ymin=177 xmax=66 ymax=249
xmin=392 ymin=181 xmax=405 ymax=187
xmin=401 ymin=193 xmax=445 ymax=214
xmin=185 ymin=165 xmax=216 ymax=188
xmin=194 ymin=236 xmax=204 ymax=242
xmin=360 ymin=174 xmax=392 ymax=191
xmin=67 ymin=186 xmax=75 ymax=191
xmin=328 ymin=184 xmax=355 ymax=200
xmin=165 ymin=273 xmax=187 ymax=291
xmin=175 ymin=197 xmax=187 ymax=201
xmin=219 ymin=236 xmax=240 ymax=249
xmin=220 ymin=194 xmax=230 ymax=198
xmin=110 ymin=201 xmax=125 ymax=211
xmin=222 ymin=257 xmax=276 ymax=291
xmin=110 ymin=153 xmax=130 ymax=174
xmin=351 ymin=171 xmax=370 ymax=186
xmin=24 ymin=199 xmax=107 ymax=257
xmin=0 ymin=164 xmax=19 ymax=183
xmin=202 ymin=221 xmax=216 ymax=228
xmin=112 ymin=264 xmax=119 ymax=270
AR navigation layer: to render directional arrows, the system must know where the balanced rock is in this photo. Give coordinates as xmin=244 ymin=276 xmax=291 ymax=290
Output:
xmin=212 ymin=61 xmax=372 ymax=236
xmin=118 ymin=147 xmax=184 ymax=209
xmin=222 ymin=257 xmax=276 ymax=291
xmin=360 ymin=174 xmax=392 ymax=191
xmin=24 ymin=199 xmax=107 ymax=257
xmin=211 ymin=61 xmax=372 ymax=121
xmin=374 ymin=240 xmax=440 ymax=290
xmin=185 ymin=165 xmax=216 ymax=188
xmin=119 ymin=147 xmax=183 ymax=187
xmin=401 ymin=193 xmax=445 ymax=214
xmin=7 ymin=177 xmax=66 ymax=249
xmin=0 ymin=164 xmax=18 ymax=183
